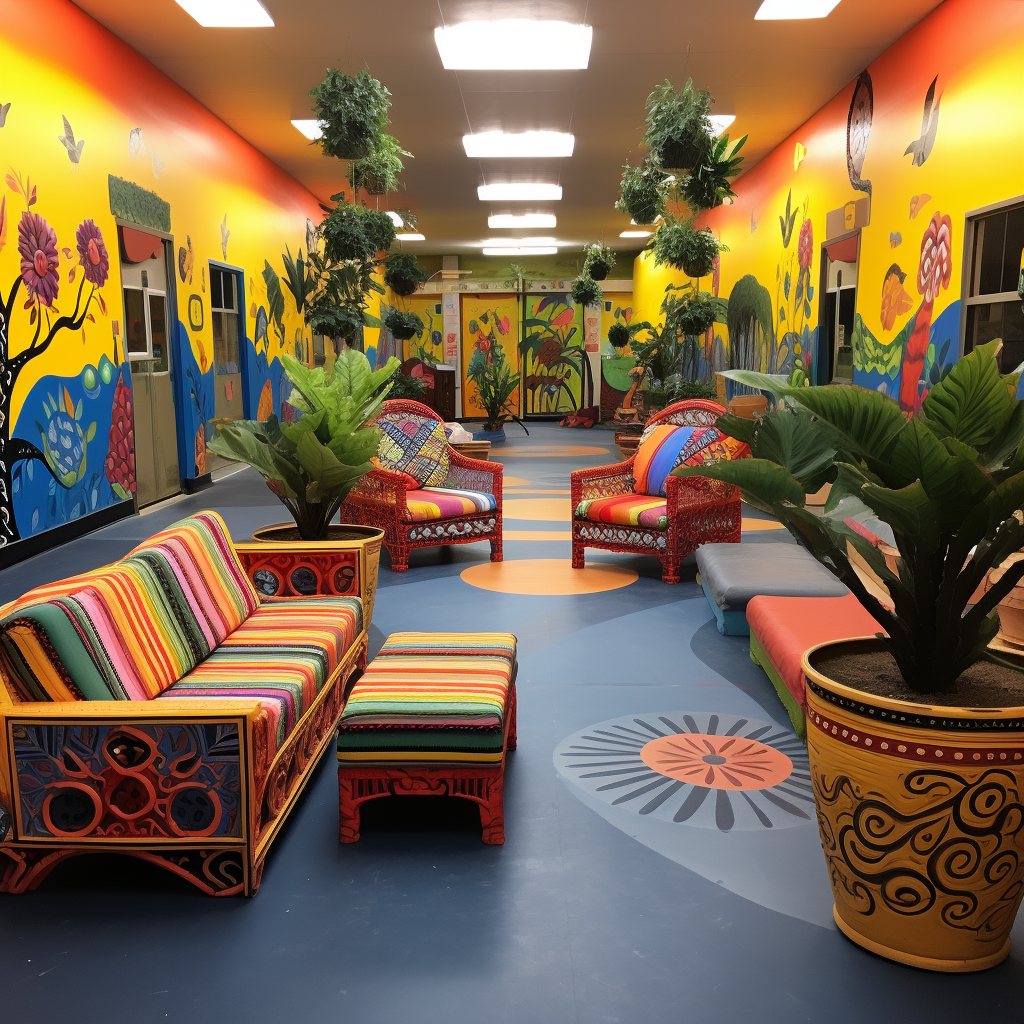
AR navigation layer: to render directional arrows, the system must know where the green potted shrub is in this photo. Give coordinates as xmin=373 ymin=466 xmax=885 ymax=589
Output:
xmin=382 ymin=308 xmax=423 ymax=341
xmin=347 ymin=133 xmax=412 ymax=196
xmin=615 ymin=163 xmax=668 ymax=226
xmin=650 ymin=219 xmax=723 ymax=278
xmin=583 ymin=242 xmax=616 ymax=281
xmin=387 ymin=371 xmax=428 ymax=402
xmin=676 ymin=341 xmax=1024 ymax=972
xmin=322 ymin=201 xmax=396 ymax=262
xmin=384 ymin=251 xmax=428 ymax=296
xmin=475 ymin=351 xmax=519 ymax=436
xmin=680 ymin=131 xmax=747 ymax=211
xmin=570 ymin=274 xmax=602 ymax=308
xmin=644 ymin=78 xmax=714 ymax=171
xmin=673 ymin=289 xmax=722 ymax=336
xmin=309 ymin=68 xmax=390 ymax=160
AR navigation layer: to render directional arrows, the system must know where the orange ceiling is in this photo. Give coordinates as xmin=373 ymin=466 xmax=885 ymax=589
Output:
xmin=72 ymin=0 xmax=943 ymax=256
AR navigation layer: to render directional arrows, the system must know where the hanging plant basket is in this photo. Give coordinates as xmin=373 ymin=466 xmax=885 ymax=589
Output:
xmin=674 ymin=296 xmax=718 ymax=336
xmin=383 ymin=308 xmax=423 ymax=341
xmin=607 ymin=322 xmax=630 ymax=349
xmin=384 ymin=251 xmax=428 ymax=297
xmin=322 ymin=203 xmax=396 ymax=262
xmin=651 ymin=220 xmax=722 ymax=278
xmin=347 ymin=134 xmax=411 ymax=196
xmin=644 ymin=78 xmax=714 ymax=173
xmin=615 ymin=164 xmax=667 ymax=226
xmin=309 ymin=69 xmax=390 ymax=161
xmin=570 ymin=274 xmax=602 ymax=308
xmin=583 ymin=242 xmax=616 ymax=281
xmin=309 ymin=300 xmax=365 ymax=342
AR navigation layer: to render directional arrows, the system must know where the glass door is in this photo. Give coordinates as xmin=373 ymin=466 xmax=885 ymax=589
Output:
xmin=208 ymin=265 xmax=244 ymax=473
xmin=819 ymin=234 xmax=860 ymax=383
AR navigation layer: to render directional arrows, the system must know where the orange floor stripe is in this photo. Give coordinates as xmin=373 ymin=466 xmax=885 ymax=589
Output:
xmin=502 ymin=498 xmax=571 ymax=521
xmin=503 ymin=530 xmax=572 ymax=541
xmin=742 ymin=518 xmax=786 ymax=531
xmin=496 ymin=446 xmax=609 ymax=457
xmin=504 ymin=488 xmax=572 ymax=495
xmin=461 ymin=559 xmax=637 ymax=595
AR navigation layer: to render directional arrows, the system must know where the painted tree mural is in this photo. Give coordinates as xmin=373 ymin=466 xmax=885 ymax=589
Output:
xmin=0 ymin=176 xmax=113 ymax=544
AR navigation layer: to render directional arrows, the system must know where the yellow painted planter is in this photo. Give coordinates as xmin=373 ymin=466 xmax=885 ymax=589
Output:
xmin=803 ymin=638 xmax=1024 ymax=972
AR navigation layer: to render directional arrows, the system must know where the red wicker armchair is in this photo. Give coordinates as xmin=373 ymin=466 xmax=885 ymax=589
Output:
xmin=570 ymin=399 xmax=749 ymax=584
xmin=339 ymin=399 xmax=503 ymax=572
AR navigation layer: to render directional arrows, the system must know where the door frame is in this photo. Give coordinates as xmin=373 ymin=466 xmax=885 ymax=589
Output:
xmin=815 ymin=228 xmax=861 ymax=385
xmin=209 ymin=261 xmax=250 ymax=417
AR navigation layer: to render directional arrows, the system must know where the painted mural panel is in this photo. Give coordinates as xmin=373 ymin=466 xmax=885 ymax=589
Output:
xmin=461 ymin=294 xmax=519 ymax=418
xmin=0 ymin=0 xmax=318 ymax=549
xmin=521 ymin=294 xmax=592 ymax=416
xmin=632 ymin=0 xmax=1024 ymax=411
xmin=402 ymin=295 xmax=446 ymax=366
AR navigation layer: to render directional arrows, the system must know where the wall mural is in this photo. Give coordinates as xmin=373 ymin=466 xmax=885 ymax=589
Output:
xmin=632 ymin=0 xmax=1024 ymax=410
xmin=0 ymin=0 xmax=319 ymax=548
xmin=520 ymin=294 xmax=589 ymax=415
xmin=461 ymin=294 xmax=519 ymax=418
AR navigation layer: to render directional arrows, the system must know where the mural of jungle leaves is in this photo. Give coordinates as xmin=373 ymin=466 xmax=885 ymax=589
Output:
xmin=852 ymin=312 xmax=906 ymax=379
xmin=519 ymin=294 xmax=590 ymax=415
xmin=905 ymin=75 xmax=941 ymax=167
xmin=846 ymin=71 xmax=873 ymax=195
xmin=778 ymin=190 xmax=798 ymax=247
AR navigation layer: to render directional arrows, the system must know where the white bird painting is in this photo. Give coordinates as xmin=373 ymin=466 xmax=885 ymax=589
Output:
xmin=58 ymin=115 xmax=85 ymax=164
xmin=129 ymin=127 xmax=146 ymax=157
xmin=221 ymin=215 xmax=230 ymax=260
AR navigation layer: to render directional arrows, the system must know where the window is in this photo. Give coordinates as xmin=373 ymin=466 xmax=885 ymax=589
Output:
xmin=964 ymin=202 xmax=1024 ymax=373
xmin=210 ymin=265 xmax=240 ymax=375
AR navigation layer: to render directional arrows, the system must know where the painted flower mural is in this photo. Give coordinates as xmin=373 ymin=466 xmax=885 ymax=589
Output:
xmin=105 ymin=369 xmax=136 ymax=500
xmin=520 ymin=295 xmax=590 ymax=414
xmin=36 ymin=387 xmax=97 ymax=487
xmin=797 ymin=218 xmax=813 ymax=272
xmin=879 ymin=264 xmax=913 ymax=331
xmin=18 ymin=211 xmax=60 ymax=306
xmin=464 ymin=303 xmax=517 ymax=416
xmin=75 ymin=218 xmax=109 ymax=287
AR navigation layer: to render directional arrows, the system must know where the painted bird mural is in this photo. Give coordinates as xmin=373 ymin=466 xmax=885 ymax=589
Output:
xmin=905 ymin=76 xmax=941 ymax=167
xmin=58 ymin=115 xmax=85 ymax=164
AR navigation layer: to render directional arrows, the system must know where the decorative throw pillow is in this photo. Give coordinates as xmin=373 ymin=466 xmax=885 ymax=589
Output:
xmin=370 ymin=457 xmax=419 ymax=489
xmin=633 ymin=424 xmax=730 ymax=497
xmin=377 ymin=417 xmax=450 ymax=487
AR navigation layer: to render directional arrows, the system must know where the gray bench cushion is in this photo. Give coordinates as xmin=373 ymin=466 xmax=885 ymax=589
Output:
xmin=696 ymin=541 xmax=849 ymax=610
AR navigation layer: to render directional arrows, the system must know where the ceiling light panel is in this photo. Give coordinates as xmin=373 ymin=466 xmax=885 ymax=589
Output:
xmin=709 ymin=115 xmax=736 ymax=136
xmin=291 ymin=119 xmax=322 ymax=140
xmin=488 ymin=214 xmax=557 ymax=229
xmin=620 ymin=231 xmax=651 ymax=238
xmin=478 ymin=238 xmax=557 ymax=248
xmin=175 ymin=0 xmax=274 ymax=27
xmin=435 ymin=21 xmax=592 ymax=70
xmin=464 ymin=131 xmax=574 ymax=158
xmin=754 ymin=0 xmax=841 ymax=18
xmin=396 ymin=233 xmax=425 ymax=241
xmin=385 ymin=212 xmax=404 ymax=227
xmin=478 ymin=184 xmax=562 ymax=202
xmin=482 ymin=247 xmax=558 ymax=256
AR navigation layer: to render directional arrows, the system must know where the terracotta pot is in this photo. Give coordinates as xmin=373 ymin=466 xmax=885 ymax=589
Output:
xmin=249 ymin=523 xmax=384 ymax=627
xmin=728 ymin=394 xmax=768 ymax=419
xmin=985 ymin=552 xmax=1024 ymax=645
xmin=803 ymin=637 xmax=1024 ymax=972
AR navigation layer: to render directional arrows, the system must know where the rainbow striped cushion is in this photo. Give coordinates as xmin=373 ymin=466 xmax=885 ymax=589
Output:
xmin=0 ymin=512 xmax=260 ymax=703
xmin=574 ymin=495 xmax=668 ymax=530
xmin=158 ymin=596 xmax=362 ymax=754
xmin=405 ymin=487 xmax=497 ymax=521
xmin=337 ymin=631 xmax=516 ymax=763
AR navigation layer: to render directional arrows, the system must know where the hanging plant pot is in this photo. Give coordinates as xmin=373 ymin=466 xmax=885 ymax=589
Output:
xmin=309 ymin=69 xmax=390 ymax=161
xmin=588 ymin=259 xmax=611 ymax=281
xmin=651 ymin=220 xmax=721 ymax=278
xmin=383 ymin=308 xmax=424 ymax=341
xmin=615 ymin=164 xmax=667 ymax=226
xmin=803 ymin=637 xmax=1024 ymax=972
xmin=384 ymin=252 xmax=428 ymax=297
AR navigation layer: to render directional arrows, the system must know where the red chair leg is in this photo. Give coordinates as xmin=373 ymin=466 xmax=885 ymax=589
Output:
xmin=478 ymin=774 xmax=505 ymax=845
xmin=571 ymin=534 xmax=585 ymax=569
xmin=661 ymin=552 xmax=681 ymax=585
xmin=490 ymin=533 xmax=503 ymax=562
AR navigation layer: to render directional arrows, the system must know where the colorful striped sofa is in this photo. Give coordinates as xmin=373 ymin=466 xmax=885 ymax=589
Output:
xmin=338 ymin=399 xmax=503 ymax=572
xmin=0 ymin=512 xmax=370 ymax=896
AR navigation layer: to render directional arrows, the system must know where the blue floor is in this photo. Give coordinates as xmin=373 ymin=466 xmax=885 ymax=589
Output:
xmin=3 ymin=423 xmax=1024 ymax=1022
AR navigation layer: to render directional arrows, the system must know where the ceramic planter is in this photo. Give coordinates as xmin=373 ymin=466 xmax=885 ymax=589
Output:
xmin=728 ymin=394 xmax=767 ymax=419
xmin=248 ymin=523 xmax=384 ymax=627
xmin=803 ymin=637 xmax=1024 ymax=972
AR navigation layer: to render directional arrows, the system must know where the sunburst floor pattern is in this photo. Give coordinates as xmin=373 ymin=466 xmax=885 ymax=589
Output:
xmin=555 ymin=712 xmax=812 ymax=832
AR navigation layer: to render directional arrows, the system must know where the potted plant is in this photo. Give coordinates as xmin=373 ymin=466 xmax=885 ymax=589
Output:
xmin=650 ymin=218 xmax=723 ymax=278
xmin=475 ymin=350 xmax=519 ymax=437
xmin=382 ymin=308 xmax=423 ymax=341
xmin=570 ymin=274 xmax=602 ymax=308
xmin=675 ymin=340 xmax=1024 ymax=971
xmin=680 ymin=131 xmax=747 ymax=211
xmin=644 ymin=78 xmax=714 ymax=171
xmin=384 ymin=251 xmax=428 ymax=297
xmin=347 ymin=133 xmax=412 ymax=196
xmin=309 ymin=68 xmax=390 ymax=160
xmin=583 ymin=242 xmax=616 ymax=281
xmin=615 ymin=163 xmax=668 ymax=226
xmin=322 ymin=200 xmax=396 ymax=262
xmin=673 ymin=289 xmax=721 ymax=336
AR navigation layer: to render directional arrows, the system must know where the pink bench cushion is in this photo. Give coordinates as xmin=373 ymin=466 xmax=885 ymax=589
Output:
xmin=746 ymin=593 xmax=883 ymax=709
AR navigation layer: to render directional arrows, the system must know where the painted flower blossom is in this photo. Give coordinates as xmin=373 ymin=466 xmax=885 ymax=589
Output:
xmin=498 ymin=315 xmax=510 ymax=335
xmin=917 ymin=211 xmax=952 ymax=303
xmin=537 ymin=338 xmax=562 ymax=366
xmin=76 ymin=219 xmax=109 ymax=287
xmin=797 ymin=219 xmax=814 ymax=271
xmin=18 ymin=211 xmax=60 ymax=306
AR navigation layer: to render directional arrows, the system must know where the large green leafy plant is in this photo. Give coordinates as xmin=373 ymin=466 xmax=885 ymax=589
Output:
xmin=208 ymin=350 xmax=398 ymax=540
xmin=675 ymin=341 xmax=1024 ymax=694
xmin=475 ymin=348 xmax=519 ymax=432
xmin=309 ymin=69 xmax=390 ymax=160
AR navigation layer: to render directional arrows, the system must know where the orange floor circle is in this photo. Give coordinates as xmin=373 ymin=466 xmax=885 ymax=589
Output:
xmin=496 ymin=445 xmax=609 ymax=458
xmin=460 ymin=559 xmax=638 ymax=595
xmin=640 ymin=733 xmax=793 ymax=791
xmin=502 ymin=498 xmax=571 ymax=521
xmin=501 ymin=475 xmax=532 ymax=487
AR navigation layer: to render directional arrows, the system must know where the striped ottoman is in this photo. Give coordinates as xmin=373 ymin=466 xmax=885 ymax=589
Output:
xmin=337 ymin=632 xmax=517 ymax=844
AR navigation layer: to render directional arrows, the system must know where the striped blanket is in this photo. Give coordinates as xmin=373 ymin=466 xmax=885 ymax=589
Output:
xmin=405 ymin=487 xmax=497 ymax=521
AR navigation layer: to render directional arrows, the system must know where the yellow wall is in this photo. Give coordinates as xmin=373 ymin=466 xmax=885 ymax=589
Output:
xmin=0 ymin=0 xmax=320 ymax=546
xmin=634 ymin=0 xmax=1024 ymax=408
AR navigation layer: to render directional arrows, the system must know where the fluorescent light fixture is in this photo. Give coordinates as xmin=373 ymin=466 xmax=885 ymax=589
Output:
xmin=435 ymin=21 xmax=592 ymax=70
xmin=755 ymin=0 xmax=841 ymax=18
xmin=464 ymin=131 xmax=574 ymax=158
xmin=385 ymin=211 xmax=405 ymax=227
xmin=483 ymin=247 xmax=558 ymax=256
xmin=619 ymin=231 xmax=651 ymax=238
xmin=291 ymin=119 xmax=322 ymax=140
xmin=709 ymin=114 xmax=736 ymax=136
xmin=479 ymin=238 xmax=557 ymax=248
xmin=478 ymin=184 xmax=562 ymax=202
xmin=488 ymin=213 xmax=557 ymax=229
xmin=175 ymin=0 xmax=273 ymax=27
xmin=631 ymin=216 xmax=661 ymax=225
xmin=396 ymin=233 xmax=425 ymax=241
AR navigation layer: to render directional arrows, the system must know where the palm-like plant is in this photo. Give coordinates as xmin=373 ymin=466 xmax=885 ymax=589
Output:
xmin=680 ymin=132 xmax=747 ymax=212
xmin=675 ymin=341 xmax=1024 ymax=694
xmin=208 ymin=350 xmax=398 ymax=540
xmin=475 ymin=349 xmax=519 ymax=432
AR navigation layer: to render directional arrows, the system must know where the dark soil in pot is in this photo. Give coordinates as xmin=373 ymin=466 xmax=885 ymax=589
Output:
xmin=253 ymin=524 xmax=381 ymax=543
xmin=812 ymin=647 xmax=1024 ymax=708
